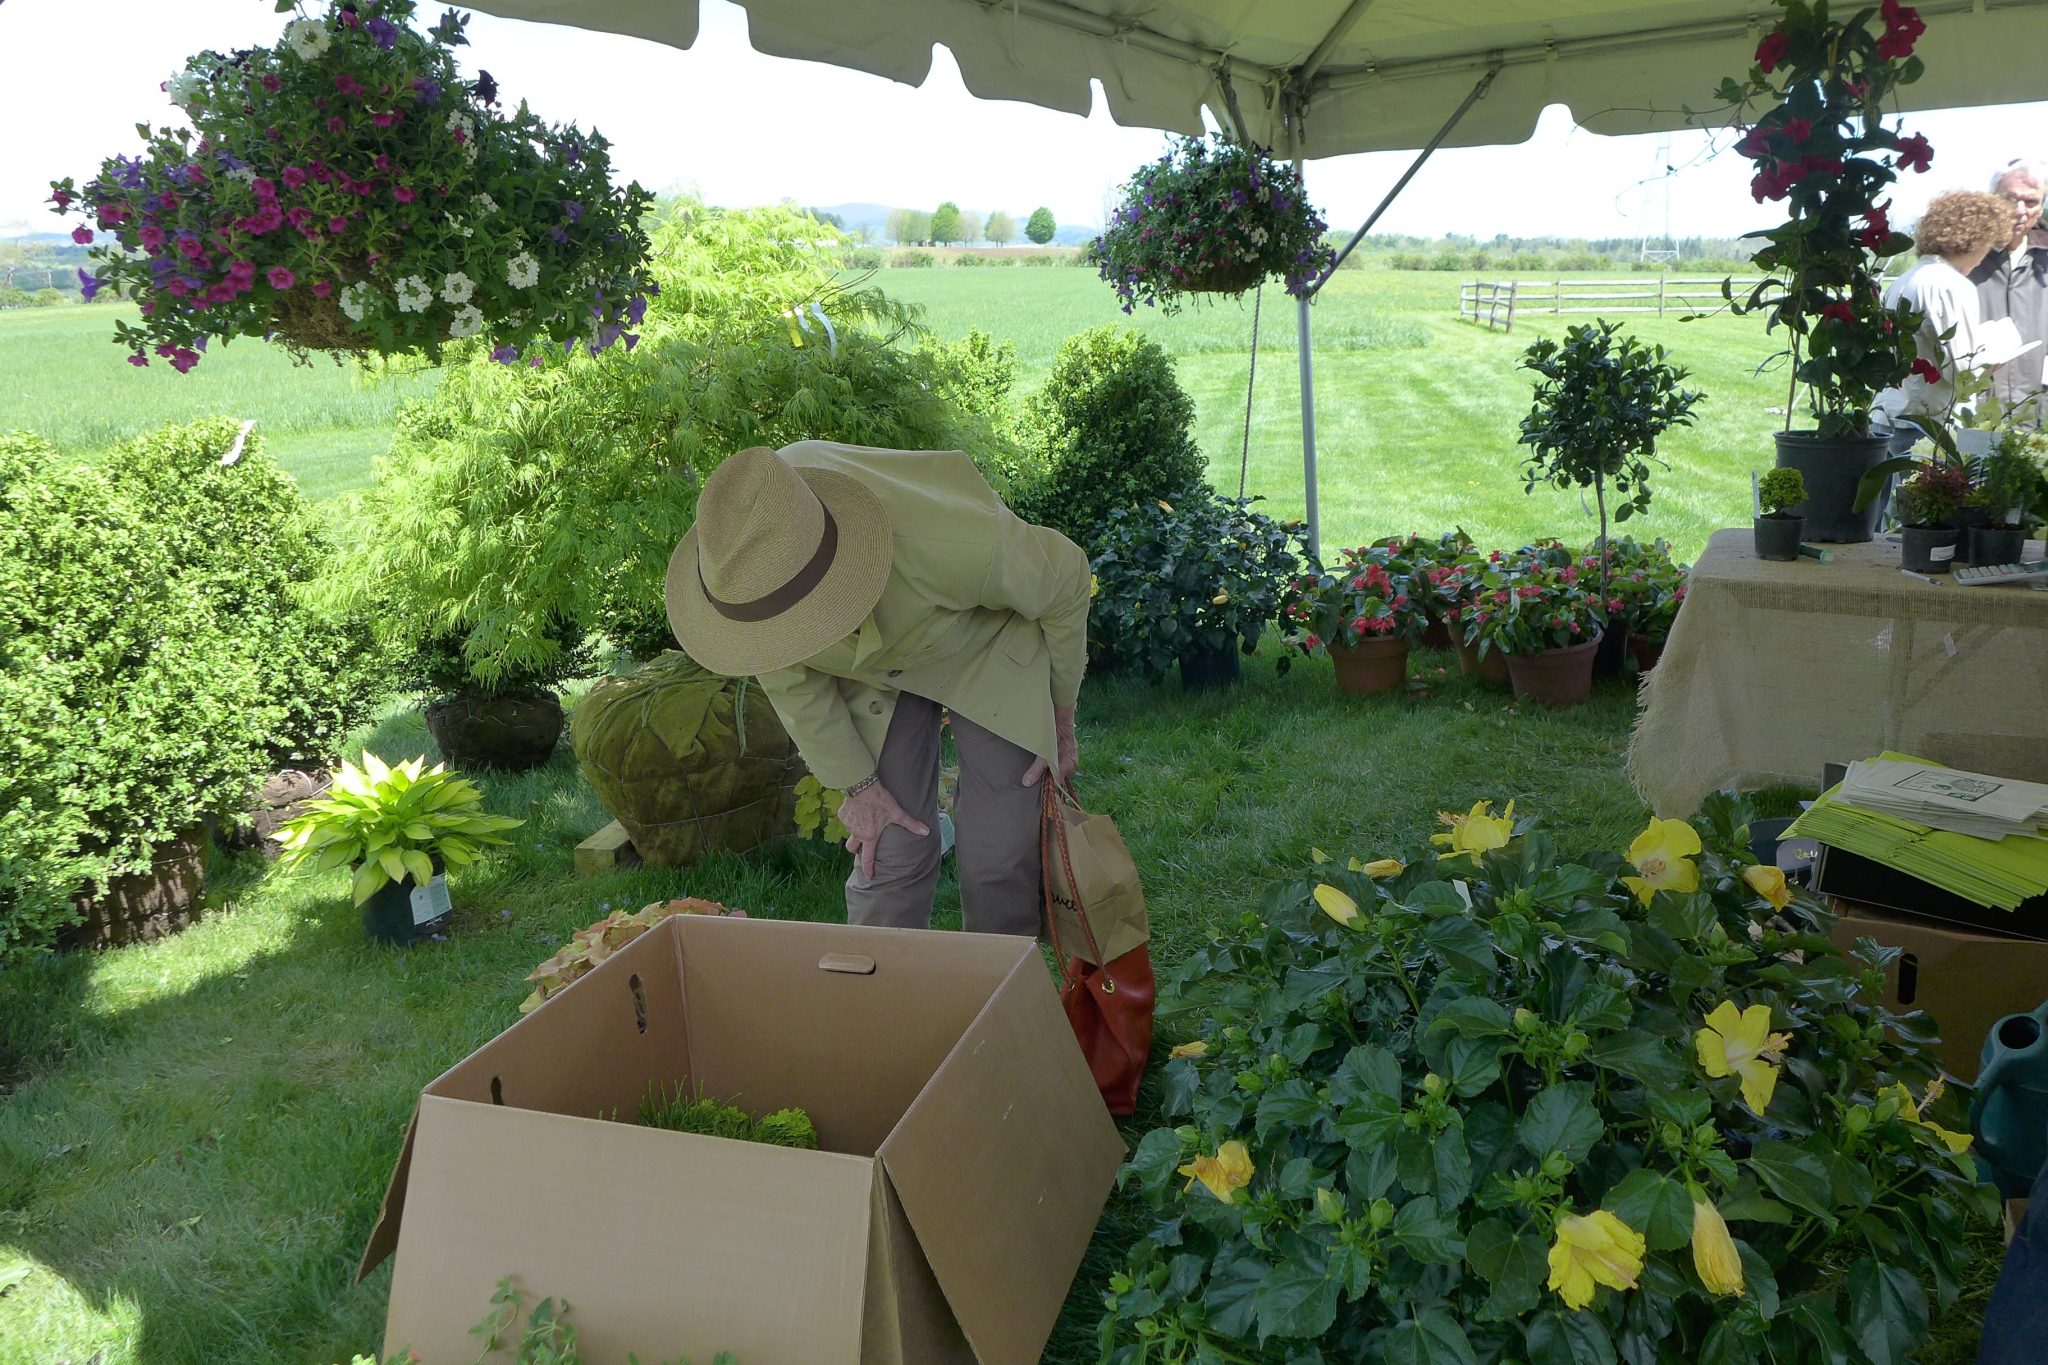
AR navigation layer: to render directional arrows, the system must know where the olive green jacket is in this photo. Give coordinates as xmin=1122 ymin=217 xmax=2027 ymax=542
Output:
xmin=754 ymin=441 xmax=1090 ymax=790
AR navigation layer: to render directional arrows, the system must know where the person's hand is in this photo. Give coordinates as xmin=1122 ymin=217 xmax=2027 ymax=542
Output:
xmin=1022 ymin=704 xmax=1079 ymax=788
xmin=839 ymin=780 xmax=929 ymax=879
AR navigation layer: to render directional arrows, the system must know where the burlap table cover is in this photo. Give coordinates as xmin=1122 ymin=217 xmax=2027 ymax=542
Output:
xmin=1629 ymin=528 xmax=2048 ymax=816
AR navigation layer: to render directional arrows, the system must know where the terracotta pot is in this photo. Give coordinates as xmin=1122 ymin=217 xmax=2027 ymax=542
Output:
xmin=1328 ymin=637 xmax=1410 ymax=695
xmin=61 ymin=825 xmax=211 ymax=950
xmin=1454 ymin=632 xmax=1511 ymax=688
xmin=425 ymin=690 xmax=564 ymax=771
xmin=1626 ymin=632 xmax=1664 ymax=674
xmin=1420 ymin=613 xmax=1455 ymax=652
xmin=1506 ymin=633 xmax=1602 ymax=709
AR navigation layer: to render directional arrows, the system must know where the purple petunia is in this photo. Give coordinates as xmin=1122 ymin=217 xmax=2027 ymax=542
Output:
xmin=114 ymin=156 xmax=145 ymax=189
xmin=490 ymin=345 xmax=519 ymax=364
xmin=548 ymin=225 xmax=568 ymax=245
xmin=365 ymin=17 xmax=399 ymax=48
xmin=562 ymin=200 xmax=583 ymax=224
xmin=78 ymin=270 xmax=101 ymax=302
xmin=413 ymin=77 xmax=441 ymax=104
xmin=626 ymin=295 xmax=647 ymax=325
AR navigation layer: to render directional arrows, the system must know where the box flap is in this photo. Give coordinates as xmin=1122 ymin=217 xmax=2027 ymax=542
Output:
xmin=357 ymin=919 xmax=692 ymax=1275
xmin=675 ymin=915 xmax=1025 ymax=1155
xmin=384 ymin=1095 xmax=876 ymax=1364
xmin=878 ymin=951 xmax=1126 ymax=1365
xmin=861 ymin=1162 xmax=975 ymax=1365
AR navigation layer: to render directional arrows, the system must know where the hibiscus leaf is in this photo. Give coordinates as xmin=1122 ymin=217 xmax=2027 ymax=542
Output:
xmin=1253 ymin=1258 xmax=1339 ymax=1343
xmin=1329 ymin=1043 xmax=1403 ymax=1104
xmin=1582 ymin=1030 xmax=1686 ymax=1088
xmin=1126 ymin=1128 xmax=1183 ymax=1195
xmin=1423 ymin=915 xmax=1497 ymax=979
xmin=1389 ymin=1196 xmax=1464 ymax=1265
xmin=1255 ymin=1080 xmax=1322 ymax=1141
xmin=1380 ymin=1308 xmax=1479 ymax=1365
xmin=1525 ymin=1309 xmax=1618 ymax=1365
xmin=1847 ymin=1257 xmax=1927 ymax=1365
xmin=1602 ymin=1169 xmax=1695 ymax=1252
xmin=1748 ymin=1140 xmax=1838 ymax=1226
xmin=1517 ymin=1083 xmax=1604 ymax=1163
xmin=1203 ymin=1254 xmax=1267 ymax=1338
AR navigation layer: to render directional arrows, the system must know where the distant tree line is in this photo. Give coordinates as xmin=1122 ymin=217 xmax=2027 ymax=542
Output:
xmin=877 ymin=203 xmax=1057 ymax=247
xmin=0 ymin=240 xmax=93 ymax=307
xmin=1333 ymin=232 xmax=1764 ymax=274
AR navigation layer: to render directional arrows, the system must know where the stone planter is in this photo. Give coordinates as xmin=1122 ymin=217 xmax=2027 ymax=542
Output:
xmin=571 ymin=651 xmax=806 ymax=868
xmin=1328 ymin=637 xmax=1410 ymax=695
xmin=1506 ymin=633 xmax=1602 ymax=709
xmin=1454 ymin=632 xmax=1511 ymax=688
xmin=61 ymin=825 xmax=211 ymax=950
xmin=425 ymin=690 xmax=564 ymax=772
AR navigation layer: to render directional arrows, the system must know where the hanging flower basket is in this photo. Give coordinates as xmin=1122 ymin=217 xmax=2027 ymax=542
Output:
xmin=50 ymin=0 xmax=655 ymax=373
xmin=1087 ymin=134 xmax=1335 ymax=315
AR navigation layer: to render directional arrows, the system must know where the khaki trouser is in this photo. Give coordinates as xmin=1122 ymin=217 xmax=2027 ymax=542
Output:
xmin=844 ymin=692 xmax=1044 ymax=936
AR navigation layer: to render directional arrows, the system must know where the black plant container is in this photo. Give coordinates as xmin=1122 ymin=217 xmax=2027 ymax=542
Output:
xmin=1773 ymin=431 xmax=1892 ymax=543
xmin=1178 ymin=643 xmax=1243 ymax=691
xmin=1753 ymin=513 xmax=1805 ymax=562
xmin=1899 ymin=525 xmax=1959 ymax=574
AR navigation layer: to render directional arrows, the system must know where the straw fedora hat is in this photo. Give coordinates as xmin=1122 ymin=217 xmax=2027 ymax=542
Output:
xmin=665 ymin=446 xmax=894 ymax=677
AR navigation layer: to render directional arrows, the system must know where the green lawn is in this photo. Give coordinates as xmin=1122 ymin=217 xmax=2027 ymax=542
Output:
xmin=2 ymin=268 xmax=1782 ymax=559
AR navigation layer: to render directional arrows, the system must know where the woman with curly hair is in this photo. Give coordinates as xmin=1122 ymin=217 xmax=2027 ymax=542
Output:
xmin=1876 ymin=189 xmax=2022 ymax=430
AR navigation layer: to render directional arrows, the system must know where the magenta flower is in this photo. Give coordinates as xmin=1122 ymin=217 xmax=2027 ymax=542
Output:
xmin=328 ymin=215 xmax=348 ymax=233
xmin=261 ymin=73 xmax=282 ymax=93
xmin=393 ymin=185 xmax=415 ymax=204
xmin=371 ymin=111 xmax=398 ymax=128
xmin=71 ymin=226 xmax=93 ymax=245
xmin=128 ymin=354 xmax=149 ymax=367
xmin=252 ymin=177 xmax=277 ymax=200
xmin=335 ymin=74 xmax=364 ymax=96
xmin=138 ymin=224 xmax=166 ymax=251
xmin=282 ymin=166 xmax=307 ymax=189
xmin=311 ymin=280 xmax=334 ymax=299
xmin=374 ymin=155 xmax=393 ymax=172
xmin=327 ymin=116 xmax=346 ymax=134
xmin=50 ymin=187 xmax=73 ymax=209
xmin=267 ymin=266 xmax=296 ymax=290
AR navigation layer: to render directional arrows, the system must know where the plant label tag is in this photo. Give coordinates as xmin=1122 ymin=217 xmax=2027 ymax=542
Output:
xmin=1930 ymin=544 xmax=1956 ymax=563
xmin=410 ymin=874 xmax=451 ymax=926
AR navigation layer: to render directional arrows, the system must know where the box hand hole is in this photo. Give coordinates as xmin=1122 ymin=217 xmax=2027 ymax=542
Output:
xmin=629 ymin=973 xmax=648 ymax=1033
xmin=489 ymin=1076 xmax=503 ymax=1106
xmin=1896 ymin=952 xmax=1918 ymax=1005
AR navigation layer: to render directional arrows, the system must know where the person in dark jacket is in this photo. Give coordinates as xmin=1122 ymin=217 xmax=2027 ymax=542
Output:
xmin=1969 ymin=158 xmax=2048 ymax=428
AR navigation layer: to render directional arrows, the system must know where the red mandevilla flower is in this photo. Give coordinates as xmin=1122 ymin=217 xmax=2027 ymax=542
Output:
xmin=1911 ymin=357 xmax=1943 ymax=384
xmin=1755 ymin=29 xmax=1792 ymax=73
xmin=1896 ymin=133 xmax=1933 ymax=173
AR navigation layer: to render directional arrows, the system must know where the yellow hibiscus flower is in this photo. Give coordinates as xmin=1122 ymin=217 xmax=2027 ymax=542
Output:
xmin=1880 ymin=1080 xmax=1973 ymax=1154
xmin=1691 ymin=1197 xmax=1745 ymax=1296
xmin=1546 ymin=1209 xmax=1646 ymax=1310
xmin=1314 ymin=883 xmax=1361 ymax=929
xmin=1741 ymin=863 xmax=1792 ymax=911
xmin=1168 ymin=1040 xmax=1209 ymax=1060
xmin=1430 ymin=799 xmax=1515 ymax=866
xmin=1351 ymin=857 xmax=1405 ymax=878
xmin=1621 ymin=818 xmax=1703 ymax=906
xmin=1178 ymin=1139 xmax=1254 ymax=1203
xmin=1694 ymin=1000 xmax=1792 ymax=1114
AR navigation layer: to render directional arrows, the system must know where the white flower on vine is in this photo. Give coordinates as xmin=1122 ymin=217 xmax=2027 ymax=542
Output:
xmin=282 ymin=18 xmax=332 ymax=61
xmin=473 ymin=193 xmax=499 ymax=215
xmin=506 ymin=252 xmax=539 ymax=289
xmin=394 ymin=276 xmax=433 ymax=314
xmin=166 ymin=70 xmax=208 ymax=111
xmin=440 ymin=271 xmax=475 ymax=304
xmin=337 ymin=282 xmax=376 ymax=323
xmin=1248 ymin=226 xmax=1270 ymax=247
xmin=225 ymin=167 xmax=258 ymax=186
xmin=447 ymin=304 xmax=485 ymax=338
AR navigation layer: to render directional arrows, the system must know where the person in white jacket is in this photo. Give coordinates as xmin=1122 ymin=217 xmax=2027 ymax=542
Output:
xmin=1875 ymin=189 xmax=2018 ymax=437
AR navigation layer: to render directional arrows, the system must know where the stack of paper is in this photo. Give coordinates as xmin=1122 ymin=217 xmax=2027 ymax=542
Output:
xmin=1787 ymin=753 xmax=2048 ymax=911
xmin=1837 ymin=758 xmax=2048 ymax=840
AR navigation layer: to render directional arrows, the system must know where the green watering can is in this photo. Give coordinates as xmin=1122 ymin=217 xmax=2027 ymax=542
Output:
xmin=1972 ymin=1002 xmax=2048 ymax=1199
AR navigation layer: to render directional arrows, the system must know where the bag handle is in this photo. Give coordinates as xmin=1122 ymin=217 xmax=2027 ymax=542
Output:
xmin=1040 ymin=779 xmax=1111 ymax=979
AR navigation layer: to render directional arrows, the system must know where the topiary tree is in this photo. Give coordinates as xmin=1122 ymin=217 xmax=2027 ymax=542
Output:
xmin=1026 ymin=206 xmax=1057 ymax=245
xmin=1015 ymin=324 xmax=1207 ymax=549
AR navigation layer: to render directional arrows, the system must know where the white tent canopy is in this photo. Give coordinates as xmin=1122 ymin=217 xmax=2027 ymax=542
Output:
xmin=461 ymin=0 xmax=2048 ymax=551
xmin=461 ymin=0 xmax=2047 ymax=154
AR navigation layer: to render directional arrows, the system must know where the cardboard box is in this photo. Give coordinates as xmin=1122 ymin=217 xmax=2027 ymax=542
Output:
xmin=1828 ymin=897 xmax=2048 ymax=1081
xmin=358 ymin=915 xmax=1125 ymax=1364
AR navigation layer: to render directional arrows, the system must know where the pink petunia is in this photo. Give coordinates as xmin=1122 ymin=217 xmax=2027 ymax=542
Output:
xmin=311 ymin=280 xmax=333 ymax=299
xmin=267 ymin=266 xmax=295 ymax=290
xmin=393 ymin=185 xmax=415 ymax=204
xmin=128 ymin=353 xmax=150 ymax=367
xmin=328 ymin=216 xmax=348 ymax=233
xmin=335 ymin=74 xmax=364 ymax=96
xmin=282 ymin=166 xmax=308 ymax=190
xmin=260 ymin=74 xmax=281 ymax=93
xmin=138 ymin=224 xmax=166 ymax=251
xmin=71 ymin=226 xmax=93 ymax=244
xmin=327 ymin=116 xmax=347 ymax=134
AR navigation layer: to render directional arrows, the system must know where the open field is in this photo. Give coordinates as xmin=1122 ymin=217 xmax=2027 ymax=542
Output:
xmin=1 ymin=266 xmax=1781 ymax=558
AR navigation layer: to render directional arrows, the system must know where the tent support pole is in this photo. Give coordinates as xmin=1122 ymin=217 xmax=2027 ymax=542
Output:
xmin=1294 ymin=64 xmax=1497 ymax=560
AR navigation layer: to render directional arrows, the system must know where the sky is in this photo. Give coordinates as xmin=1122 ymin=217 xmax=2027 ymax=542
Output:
xmin=4 ymin=0 xmax=2043 ymax=244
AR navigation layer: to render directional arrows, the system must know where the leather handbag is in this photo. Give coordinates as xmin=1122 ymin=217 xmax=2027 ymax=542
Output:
xmin=1041 ymin=780 xmax=1155 ymax=1116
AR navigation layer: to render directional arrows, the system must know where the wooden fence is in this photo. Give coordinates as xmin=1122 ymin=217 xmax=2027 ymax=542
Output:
xmin=1458 ymin=277 xmax=1736 ymax=332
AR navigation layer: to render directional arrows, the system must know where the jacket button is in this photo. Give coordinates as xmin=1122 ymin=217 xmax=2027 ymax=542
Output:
xmin=868 ymin=700 xmax=885 ymax=715
xmin=888 ymin=669 xmax=903 ymax=678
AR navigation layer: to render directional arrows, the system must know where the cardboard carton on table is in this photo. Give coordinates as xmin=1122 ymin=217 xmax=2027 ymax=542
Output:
xmin=358 ymin=915 xmax=1125 ymax=1364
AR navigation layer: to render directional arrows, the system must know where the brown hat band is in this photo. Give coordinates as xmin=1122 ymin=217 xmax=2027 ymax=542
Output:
xmin=699 ymin=506 xmax=842 ymax=623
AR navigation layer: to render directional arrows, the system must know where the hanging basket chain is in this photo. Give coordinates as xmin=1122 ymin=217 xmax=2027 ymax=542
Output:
xmin=1239 ymin=280 xmax=1262 ymax=501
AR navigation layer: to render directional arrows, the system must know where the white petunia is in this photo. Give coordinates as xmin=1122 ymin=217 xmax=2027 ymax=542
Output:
xmin=225 ymin=167 xmax=259 ymax=186
xmin=440 ymin=271 xmax=475 ymax=304
xmin=472 ymin=193 xmax=499 ymax=215
xmin=282 ymin=18 xmax=332 ymax=61
xmin=447 ymin=304 xmax=485 ymax=338
xmin=505 ymin=252 xmax=539 ymax=289
xmin=166 ymin=70 xmax=208 ymax=111
xmin=337 ymin=282 xmax=376 ymax=323
xmin=394 ymin=276 xmax=433 ymax=314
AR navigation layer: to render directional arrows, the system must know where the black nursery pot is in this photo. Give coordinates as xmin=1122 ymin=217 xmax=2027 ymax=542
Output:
xmin=1753 ymin=514 xmax=1805 ymax=562
xmin=1773 ymin=431 xmax=1891 ymax=543
xmin=1969 ymin=524 xmax=2028 ymax=568
xmin=1178 ymin=643 xmax=1243 ymax=691
xmin=1899 ymin=525 xmax=1959 ymax=574
xmin=359 ymin=863 xmax=451 ymax=946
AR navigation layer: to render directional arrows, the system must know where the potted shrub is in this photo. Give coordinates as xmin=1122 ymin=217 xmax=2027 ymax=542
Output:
xmin=1717 ymin=0 xmax=1935 ymax=542
xmin=1518 ymin=320 xmax=1703 ymax=597
xmin=1596 ymin=537 xmax=1689 ymax=670
xmin=1445 ymin=551 xmax=1514 ymax=688
xmin=1089 ymin=490 xmax=1310 ymax=690
xmin=1894 ymin=462 xmax=1973 ymax=573
xmin=1754 ymin=465 xmax=1808 ymax=560
xmin=1296 ymin=543 xmax=1429 ymax=696
xmin=1386 ymin=530 xmax=1475 ymax=650
xmin=1969 ymin=428 xmax=2046 ymax=565
xmin=1087 ymin=134 xmax=1335 ymax=315
xmin=272 ymin=750 xmax=523 ymax=945
xmin=50 ymin=1 xmax=655 ymax=371
xmin=410 ymin=621 xmax=586 ymax=772
xmin=1470 ymin=558 xmax=1608 ymax=709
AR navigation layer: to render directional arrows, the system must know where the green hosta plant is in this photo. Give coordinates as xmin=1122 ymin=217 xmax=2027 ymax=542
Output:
xmin=273 ymin=751 xmax=522 ymax=903
xmin=1098 ymin=792 xmax=1991 ymax=1364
